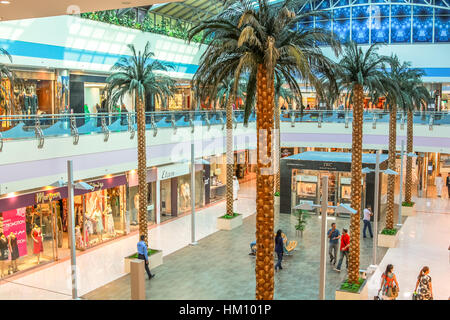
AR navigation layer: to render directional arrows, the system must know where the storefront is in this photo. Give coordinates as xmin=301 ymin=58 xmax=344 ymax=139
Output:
xmin=280 ymin=151 xmax=389 ymax=217
xmin=0 ymin=174 xmax=128 ymax=277
xmin=157 ymin=162 xmax=204 ymax=223
xmin=234 ymin=149 xmax=256 ymax=183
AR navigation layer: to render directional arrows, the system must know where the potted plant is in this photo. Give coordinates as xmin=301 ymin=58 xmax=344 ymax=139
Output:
xmin=401 ymin=201 xmax=416 ymax=216
xmin=294 ymin=209 xmax=309 ymax=237
xmin=378 ymin=227 xmax=399 ymax=248
xmin=335 ymin=276 xmax=368 ymax=300
xmin=217 ymin=212 xmax=243 ymax=231
xmin=274 ymin=191 xmax=280 ymax=206
xmin=124 ymin=248 xmax=163 ymax=274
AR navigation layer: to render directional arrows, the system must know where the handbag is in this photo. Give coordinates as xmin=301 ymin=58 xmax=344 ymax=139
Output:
xmin=391 ymin=286 xmax=399 ymax=299
xmin=412 ymin=292 xmax=418 ymax=300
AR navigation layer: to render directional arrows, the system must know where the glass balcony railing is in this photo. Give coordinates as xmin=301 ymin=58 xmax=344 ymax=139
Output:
xmin=0 ymin=110 xmax=447 ymax=143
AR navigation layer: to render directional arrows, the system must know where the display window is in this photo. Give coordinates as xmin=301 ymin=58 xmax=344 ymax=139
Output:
xmin=160 ymin=179 xmax=173 ymax=223
xmin=177 ymin=172 xmax=204 ymax=215
xmin=128 ymin=182 xmax=156 ymax=231
xmin=209 ymin=155 xmax=226 ymax=203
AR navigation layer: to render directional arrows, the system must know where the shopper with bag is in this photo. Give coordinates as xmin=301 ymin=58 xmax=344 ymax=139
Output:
xmin=413 ymin=266 xmax=433 ymax=300
xmin=378 ymin=264 xmax=400 ymax=300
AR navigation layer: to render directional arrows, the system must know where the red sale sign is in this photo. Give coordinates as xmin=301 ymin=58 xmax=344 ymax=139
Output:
xmin=2 ymin=208 xmax=27 ymax=257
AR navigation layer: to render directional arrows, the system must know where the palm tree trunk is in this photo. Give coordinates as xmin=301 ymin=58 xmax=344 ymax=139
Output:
xmin=405 ymin=110 xmax=413 ymax=203
xmin=255 ymin=64 xmax=275 ymax=300
xmin=386 ymin=104 xmax=397 ymax=230
xmin=136 ymin=95 xmax=149 ymax=245
xmin=348 ymin=84 xmax=363 ymax=284
xmin=226 ymin=92 xmax=235 ymax=216
xmin=274 ymin=99 xmax=281 ymax=193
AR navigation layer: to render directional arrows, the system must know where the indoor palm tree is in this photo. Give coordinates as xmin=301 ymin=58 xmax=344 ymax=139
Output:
xmin=335 ymin=41 xmax=392 ymax=284
xmin=404 ymin=77 xmax=430 ymax=204
xmin=189 ymin=0 xmax=340 ymax=300
xmin=106 ymin=42 xmax=175 ymax=245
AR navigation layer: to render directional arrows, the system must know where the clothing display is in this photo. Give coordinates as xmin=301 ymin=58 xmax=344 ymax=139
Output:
xmin=0 ymin=234 xmax=9 ymax=261
xmin=32 ymin=228 xmax=43 ymax=254
xmin=8 ymin=234 xmax=19 ymax=261
xmin=94 ymin=210 xmax=104 ymax=233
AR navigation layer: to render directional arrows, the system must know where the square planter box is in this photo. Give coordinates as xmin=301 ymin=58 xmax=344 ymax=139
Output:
xmin=217 ymin=214 xmax=243 ymax=231
xmin=274 ymin=196 xmax=280 ymax=206
xmin=378 ymin=231 xmax=399 ymax=248
xmin=401 ymin=204 xmax=416 ymax=216
xmin=335 ymin=278 xmax=368 ymax=300
xmin=124 ymin=250 xmax=163 ymax=274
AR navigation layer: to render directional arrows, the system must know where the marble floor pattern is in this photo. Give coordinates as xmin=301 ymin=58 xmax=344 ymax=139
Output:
xmin=85 ymin=198 xmax=411 ymax=300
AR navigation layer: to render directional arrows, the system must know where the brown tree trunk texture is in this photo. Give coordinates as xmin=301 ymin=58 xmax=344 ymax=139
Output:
xmin=274 ymin=100 xmax=281 ymax=194
xmin=255 ymin=64 xmax=275 ymax=300
xmin=386 ymin=104 xmax=397 ymax=230
xmin=405 ymin=110 xmax=413 ymax=203
xmin=136 ymin=95 xmax=149 ymax=245
xmin=348 ymin=84 xmax=363 ymax=284
xmin=226 ymin=93 xmax=235 ymax=216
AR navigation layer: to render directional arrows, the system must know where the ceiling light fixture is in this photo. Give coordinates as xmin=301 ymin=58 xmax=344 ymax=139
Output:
xmin=0 ymin=1 xmax=11 ymax=5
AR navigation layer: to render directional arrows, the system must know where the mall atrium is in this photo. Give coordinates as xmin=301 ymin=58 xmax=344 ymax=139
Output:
xmin=0 ymin=0 xmax=448 ymax=303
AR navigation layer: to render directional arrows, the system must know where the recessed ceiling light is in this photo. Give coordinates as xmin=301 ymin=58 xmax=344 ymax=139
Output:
xmin=122 ymin=1 xmax=131 ymax=4
xmin=0 ymin=1 xmax=11 ymax=5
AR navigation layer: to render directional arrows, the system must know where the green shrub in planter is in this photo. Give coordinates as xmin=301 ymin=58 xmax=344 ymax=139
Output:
xmin=274 ymin=191 xmax=280 ymax=197
xmin=340 ymin=277 xmax=365 ymax=293
xmin=295 ymin=209 xmax=310 ymax=232
xmin=381 ymin=228 xmax=398 ymax=235
xmin=127 ymin=249 xmax=159 ymax=259
xmin=402 ymin=201 xmax=415 ymax=207
xmin=220 ymin=213 xmax=240 ymax=219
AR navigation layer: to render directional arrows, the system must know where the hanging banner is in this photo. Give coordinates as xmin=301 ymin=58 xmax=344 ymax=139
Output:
xmin=2 ymin=208 xmax=27 ymax=257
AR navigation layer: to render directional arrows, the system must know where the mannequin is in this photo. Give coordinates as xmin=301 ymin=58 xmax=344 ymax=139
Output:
xmin=8 ymin=232 xmax=19 ymax=273
xmin=104 ymin=204 xmax=115 ymax=236
xmin=132 ymin=193 xmax=139 ymax=225
xmin=75 ymin=226 xmax=84 ymax=250
xmin=93 ymin=208 xmax=104 ymax=242
xmin=0 ymin=232 xmax=9 ymax=277
xmin=181 ymin=182 xmax=191 ymax=210
xmin=233 ymin=176 xmax=240 ymax=200
xmin=31 ymin=224 xmax=43 ymax=264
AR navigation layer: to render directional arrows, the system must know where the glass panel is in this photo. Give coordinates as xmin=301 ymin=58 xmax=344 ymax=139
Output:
xmin=435 ymin=15 xmax=450 ymax=42
xmin=352 ymin=4 xmax=370 ymax=18
xmin=335 ymin=0 xmax=349 ymax=6
xmin=298 ymin=1 xmax=312 ymax=13
xmin=413 ymin=5 xmax=433 ymax=16
xmin=298 ymin=21 xmax=314 ymax=31
xmin=413 ymin=15 xmax=433 ymax=42
xmin=317 ymin=0 xmax=331 ymax=10
xmin=391 ymin=4 xmax=411 ymax=17
xmin=371 ymin=16 xmax=390 ymax=43
xmin=391 ymin=16 xmax=412 ymax=43
xmin=334 ymin=7 xmax=350 ymax=20
xmin=436 ymin=0 xmax=450 ymax=16
xmin=333 ymin=19 xmax=351 ymax=42
xmin=315 ymin=19 xmax=332 ymax=31
xmin=352 ymin=18 xmax=370 ymax=43
xmin=371 ymin=4 xmax=390 ymax=17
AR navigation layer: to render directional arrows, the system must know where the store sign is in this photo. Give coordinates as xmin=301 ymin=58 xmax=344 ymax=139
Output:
xmin=158 ymin=163 xmax=190 ymax=181
xmin=298 ymin=175 xmax=318 ymax=182
xmin=90 ymin=182 xmax=104 ymax=191
xmin=2 ymin=208 xmax=27 ymax=257
xmin=340 ymin=177 xmax=351 ymax=185
xmin=318 ymin=162 xmax=338 ymax=171
xmin=35 ymin=192 xmax=61 ymax=204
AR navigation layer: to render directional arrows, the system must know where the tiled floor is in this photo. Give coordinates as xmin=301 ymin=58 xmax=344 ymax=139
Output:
xmin=84 ymin=197 xmax=400 ymax=300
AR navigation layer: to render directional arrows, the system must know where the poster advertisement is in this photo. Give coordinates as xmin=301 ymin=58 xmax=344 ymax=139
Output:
xmin=2 ymin=208 xmax=27 ymax=257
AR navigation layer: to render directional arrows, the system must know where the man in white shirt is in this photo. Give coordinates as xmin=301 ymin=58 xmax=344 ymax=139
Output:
xmin=363 ymin=205 xmax=373 ymax=238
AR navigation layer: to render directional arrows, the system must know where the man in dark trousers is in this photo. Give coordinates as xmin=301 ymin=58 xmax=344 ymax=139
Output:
xmin=327 ymin=223 xmax=340 ymax=265
xmin=137 ymin=235 xmax=155 ymax=280
xmin=447 ymin=173 xmax=450 ymax=198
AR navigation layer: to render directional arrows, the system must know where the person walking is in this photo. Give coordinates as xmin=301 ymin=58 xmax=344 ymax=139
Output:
xmin=274 ymin=230 xmax=284 ymax=272
xmin=414 ymin=266 xmax=433 ymax=300
xmin=378 ymin=264 xmax=400 ymax=300
xmin=327 ymin=223 xmax=340 ymax=265
xmin=334 ymin=228 xmax=350 ymax=272
xmin=137 ymin=235 xmax=155 ymax=280
xmin=363 ymin=205 xmax=374 ymax=238
xmin=446 ymin=173 xmax=450 ymax=198
xmin=434 ymin=173 xmax=444 ymax=197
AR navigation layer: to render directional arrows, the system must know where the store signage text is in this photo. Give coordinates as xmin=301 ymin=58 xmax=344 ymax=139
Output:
xmin=36 ymin=192 xmax=61 ymax=204
xmin=90 ymin=182 xmax=104 ymax=190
